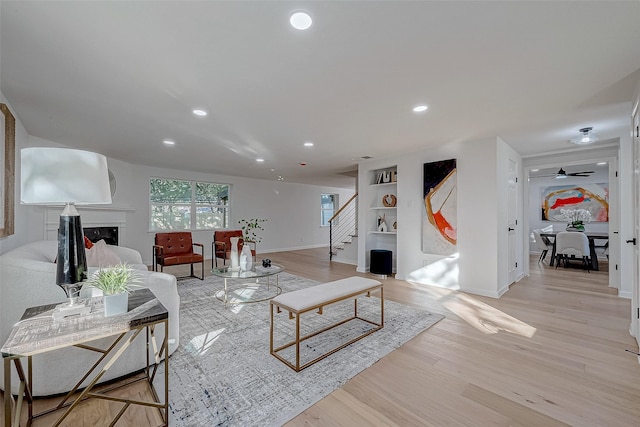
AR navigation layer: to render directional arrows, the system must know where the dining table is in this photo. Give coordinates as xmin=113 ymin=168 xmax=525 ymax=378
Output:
xmin=540 ymin=230 xmax=609 ymax=271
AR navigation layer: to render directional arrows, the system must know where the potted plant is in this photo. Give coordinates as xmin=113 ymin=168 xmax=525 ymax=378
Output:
xmin=560 ymin=208 xmax=591 ymax=231
xmin=238 ymin=218 xmax=267 ymax=244
xmin=86 ymin=263 xmax=142 ymax=316
xmin=238 ymin=218 xmax=267 ymax=271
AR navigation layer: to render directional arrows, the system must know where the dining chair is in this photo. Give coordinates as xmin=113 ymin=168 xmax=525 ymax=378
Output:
xmin=554 ymin=231 xmax=591 ymax=272
xmin=532 ymin=229 xmax=553 ymax=264
xmin=593 ymin=239 xmax=609 ymax=260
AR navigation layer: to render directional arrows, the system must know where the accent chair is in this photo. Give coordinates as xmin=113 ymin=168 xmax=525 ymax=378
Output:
xmin=213 ymin=229 xmax=256 ymax=268
xmin=153 ymin=231 xmax=204 ymax=280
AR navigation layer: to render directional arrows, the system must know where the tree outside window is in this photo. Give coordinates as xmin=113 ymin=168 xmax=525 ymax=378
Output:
xmin=150 ymin=178 xmax=230 ymax=230
xmin=321 ymin=193 xmax=338 ymax=226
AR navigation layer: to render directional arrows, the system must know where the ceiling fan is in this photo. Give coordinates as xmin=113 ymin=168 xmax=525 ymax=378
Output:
xmin=533 ymin=167 xmax=595 ymax=179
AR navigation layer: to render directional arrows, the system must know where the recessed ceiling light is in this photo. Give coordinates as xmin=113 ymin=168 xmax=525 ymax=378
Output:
xmin=192 ymin=109 xmax=207 ymax=116
xmin=413 ymin=105 xmax=428 ymax=113
xmin=256 ymin=158 xmax=264 ymax=163
xmin=163 ymin=139 xmax=175 ymax=145
xmin=304 ymin=141 xmax=314 ymax=147
xmin=270 ymin=168 xmax=276 ymax=172
xmin=597 ymin=162 xmax=607 ymax=166
xmin=531 ymin=169 xmax=539 ymax=172
xmin=290 ymin=12 xmax=312 ymax=30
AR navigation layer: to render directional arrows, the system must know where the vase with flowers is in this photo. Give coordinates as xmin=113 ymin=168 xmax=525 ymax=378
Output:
xmin=238 ymin=218 xmax=267 ymax=245
xmin=238 ymin=218 xmax=266 ymax=270
xmin=559 ymin=208 xmax=591 ymax=232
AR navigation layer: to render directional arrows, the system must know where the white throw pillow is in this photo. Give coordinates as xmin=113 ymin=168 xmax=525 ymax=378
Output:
xmin=86 ymin=239 xmax=121 ymax=267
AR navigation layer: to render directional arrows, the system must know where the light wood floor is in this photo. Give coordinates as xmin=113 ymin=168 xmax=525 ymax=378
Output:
xmin=3 ymin=250 xmax=639 ymax=426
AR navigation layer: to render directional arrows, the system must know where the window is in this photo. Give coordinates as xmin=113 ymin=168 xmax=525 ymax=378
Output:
xmin=150 ymin=178 xmax=230 ymax=230
xmin=321 ymin=193 xmax=338 ymax=226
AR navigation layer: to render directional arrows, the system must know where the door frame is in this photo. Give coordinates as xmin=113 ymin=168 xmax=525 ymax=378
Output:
xmin=522 ymin=155 xmax=617 ymax=284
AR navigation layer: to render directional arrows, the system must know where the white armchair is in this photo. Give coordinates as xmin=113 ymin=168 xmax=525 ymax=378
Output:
xmin=0 ymin=240 xmax=180 ymax=396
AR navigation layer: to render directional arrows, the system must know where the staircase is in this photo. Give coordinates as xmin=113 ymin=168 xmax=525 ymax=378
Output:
xmin=329 ymin=193 xmax=358 ymax=264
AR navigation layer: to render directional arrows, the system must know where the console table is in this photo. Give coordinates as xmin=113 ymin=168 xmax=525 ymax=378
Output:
xmin=2 ymin=288 xmax=169 ymax=426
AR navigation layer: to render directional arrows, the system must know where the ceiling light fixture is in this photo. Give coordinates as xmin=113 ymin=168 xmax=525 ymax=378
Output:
xmin=192 ymin=109 xmax=207 ymax=116
xmin=290 ymin=12 xmax=312 ymax=30
xmin=597 ymin=162 xmax=607 ymax=166
xmin=570 ymin=127 xmax=598 ymax=145
xmin=163 ymin=139 xmax=175 ymax=145
xmin=256 ymin=158 xmax=264 ymax=163
xmin=413 ymin=105 xmax=428 ymax=113
xmin=304 ymin=141 xmax=314 ymax=147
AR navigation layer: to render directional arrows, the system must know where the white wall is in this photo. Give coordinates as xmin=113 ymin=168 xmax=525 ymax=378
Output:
xmin=360 ymin=137 xmax=511 ymax=298
xmin=0 ymin=104 xmax=356 ymax=263
xmin=121 ymin=163 xmax=354 ymax=264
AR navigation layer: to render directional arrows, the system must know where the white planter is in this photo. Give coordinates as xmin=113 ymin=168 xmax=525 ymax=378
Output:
xmin=230 ymin=236 xmax=240 ymax=271
xmin=242 ymin=243 xmax=253 ymax=271
xmin=104 ymin=292 xmax=129 ymax=317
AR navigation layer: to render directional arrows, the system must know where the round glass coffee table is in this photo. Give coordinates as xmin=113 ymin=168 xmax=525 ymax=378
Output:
xmin=211 ymin=264 xmax=284 ymax=307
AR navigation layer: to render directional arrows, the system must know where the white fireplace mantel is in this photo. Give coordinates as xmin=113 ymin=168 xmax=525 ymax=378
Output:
xmin=44 ymin=205 xmax=134 ymax=243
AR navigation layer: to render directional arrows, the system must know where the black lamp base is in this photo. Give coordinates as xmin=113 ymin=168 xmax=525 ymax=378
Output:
xmin=56 ymin=204 xmax=88 ymax=288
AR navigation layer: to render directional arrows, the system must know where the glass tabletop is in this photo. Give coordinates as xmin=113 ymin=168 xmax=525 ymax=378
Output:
xmin=211 ymin=263 xmax=284 ymax=279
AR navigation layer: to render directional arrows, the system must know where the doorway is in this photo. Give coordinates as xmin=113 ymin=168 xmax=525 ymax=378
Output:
xmin=523 ymin=159 xmax=616 ymax=288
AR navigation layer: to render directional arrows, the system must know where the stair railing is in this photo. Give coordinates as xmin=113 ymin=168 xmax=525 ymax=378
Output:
xmin=329 ymin=193 xmax=358 ymax=260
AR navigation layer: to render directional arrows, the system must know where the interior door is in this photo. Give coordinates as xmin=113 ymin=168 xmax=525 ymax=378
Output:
xmin=507 ymin=157 xmax=519 ymax=284
xmin=633 ymin=105 xmax=640 ymax=347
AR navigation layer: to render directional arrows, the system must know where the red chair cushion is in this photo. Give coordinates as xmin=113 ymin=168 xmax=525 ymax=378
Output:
xmin=160 ymin=253 xmax=204 ymax=266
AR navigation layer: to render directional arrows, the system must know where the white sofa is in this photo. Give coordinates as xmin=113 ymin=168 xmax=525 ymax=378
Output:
xmin=0 ymin=240 xmax=180 ymax=396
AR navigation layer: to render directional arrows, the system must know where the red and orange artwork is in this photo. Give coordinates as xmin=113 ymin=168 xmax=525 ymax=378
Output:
xmin=423 ymin=159 xmax=457 ymax=255
xmin=542 ymin=184 xmax=608 ymax=222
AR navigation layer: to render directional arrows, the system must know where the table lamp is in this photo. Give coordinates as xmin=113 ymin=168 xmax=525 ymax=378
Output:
xmin=21 ymin=147 xmax=112 ymax=318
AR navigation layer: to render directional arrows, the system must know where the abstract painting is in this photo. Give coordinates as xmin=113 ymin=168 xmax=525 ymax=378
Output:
xmin=541 ymin=183 xmax=608 ymax=222
xmin=423 ymin=159 xmax=457 ymax=255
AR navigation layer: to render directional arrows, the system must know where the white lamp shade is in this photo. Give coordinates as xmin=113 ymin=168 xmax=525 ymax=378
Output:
xmin=21 ymin=147 xmax=112 ymax=205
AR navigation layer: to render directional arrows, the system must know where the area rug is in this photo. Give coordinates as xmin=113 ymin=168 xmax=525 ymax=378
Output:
xmin=168 ymin=272 xmax=444 ymax=426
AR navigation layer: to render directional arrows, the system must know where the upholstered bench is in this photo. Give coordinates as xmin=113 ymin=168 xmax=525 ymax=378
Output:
xmin=270 ymin=276 xmax=383 ymax=371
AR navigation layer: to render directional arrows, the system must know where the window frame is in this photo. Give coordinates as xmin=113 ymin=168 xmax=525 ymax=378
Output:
xmin=149 ymin=177 xmax=231 ymax=231
xmin=321 ymin=193 xmax=338 ymax=227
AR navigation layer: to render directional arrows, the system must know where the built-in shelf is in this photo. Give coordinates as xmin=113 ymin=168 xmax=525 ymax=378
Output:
xmin=366 ymin=165 xmax=398 ymax=276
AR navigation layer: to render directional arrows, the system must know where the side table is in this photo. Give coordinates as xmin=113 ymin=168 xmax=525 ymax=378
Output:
xmin=2 ymin=288 xmax=169 ymax=426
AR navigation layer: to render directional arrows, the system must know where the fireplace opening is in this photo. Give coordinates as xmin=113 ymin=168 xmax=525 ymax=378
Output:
xmin=84 ymin=227 xmax=119 ymax=245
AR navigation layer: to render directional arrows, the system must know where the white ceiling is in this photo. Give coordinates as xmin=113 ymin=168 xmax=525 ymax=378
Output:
xmin=2 ymin=1 xmax=639 ymax=188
